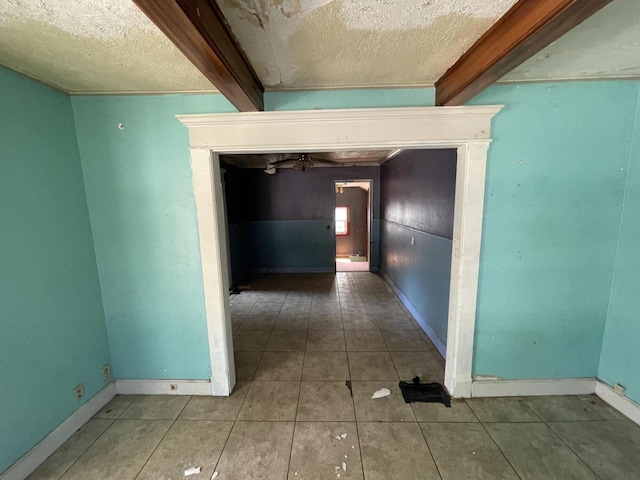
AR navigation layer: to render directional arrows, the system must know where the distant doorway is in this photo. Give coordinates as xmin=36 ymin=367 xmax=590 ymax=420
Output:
xmin=335 ymin=180 xmax=372 ymax=272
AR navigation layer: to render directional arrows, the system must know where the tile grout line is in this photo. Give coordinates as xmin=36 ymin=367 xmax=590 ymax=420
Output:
xmin=287 ymin=287 xmax=306 ymax=479
xmin=541 ymin=420 xmax=604 ymax=480
xmin=344 ymin=324 xmax=367 ymax=480
xmin=132 ymin=395 xmax=193 ymax=480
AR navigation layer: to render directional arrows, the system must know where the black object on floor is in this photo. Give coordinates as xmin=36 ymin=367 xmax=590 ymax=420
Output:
xmin=399 ymin=377 xmax=451 ymax=407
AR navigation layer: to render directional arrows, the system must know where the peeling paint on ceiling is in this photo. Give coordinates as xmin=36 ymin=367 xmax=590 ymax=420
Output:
xmin=0 ymin=0 xmax=638 ymax=94
xmin=0 ymin=0 xmax=213 ymax=93
xmin=219 ymin=0 xmax=518 ymax=87
xmin=503 ymin=0 xmax=640 ymax=83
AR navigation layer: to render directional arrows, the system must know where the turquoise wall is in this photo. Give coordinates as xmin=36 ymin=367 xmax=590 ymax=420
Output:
xmin=71 ymin=95 xmax=236 ymax=380
xmin=470 ymin=81 xmax=638 ymax=379
xmin=598 ymin=86 xmax=640 ymax=403
xmin=265 ymin=87 xmax=435 ymax=111
xmin=0 ymin=68 xmax=111 ymax=473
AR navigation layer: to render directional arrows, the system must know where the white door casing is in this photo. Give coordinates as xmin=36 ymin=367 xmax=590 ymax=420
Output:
xmin=178 ymin=106 xmax=502 ymax=397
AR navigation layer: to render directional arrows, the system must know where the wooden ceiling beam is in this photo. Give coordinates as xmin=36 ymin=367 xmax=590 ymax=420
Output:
xmin=435 ymin=0 xmax=613 ymax=106
xmin=133 ymin=0 xmax=264 ymax=111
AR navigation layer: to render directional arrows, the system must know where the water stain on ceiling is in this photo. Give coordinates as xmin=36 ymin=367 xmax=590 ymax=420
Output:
xmin=0 ymin=0 xmax=638 ymax=94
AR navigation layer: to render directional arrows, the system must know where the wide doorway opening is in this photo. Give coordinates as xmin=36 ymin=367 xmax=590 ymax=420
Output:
xmin=335 ymin=180 xmax=372 ymax=272
xmin=179 ymin=106 xmax=500 ymax=397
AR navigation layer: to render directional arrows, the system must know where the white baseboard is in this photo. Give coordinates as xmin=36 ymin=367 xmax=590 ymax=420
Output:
xmin=471 ymin=378 xmax=597 ymax=397
xmin=1 ymin=383 xmax=116 ymax=480
xmin=115 ymin=379 xmax=212 ymax=396
xmin=595 ymin=381 xmax=640 ymax=426
xmin=380 ymin=271 xmax=447 ymax=357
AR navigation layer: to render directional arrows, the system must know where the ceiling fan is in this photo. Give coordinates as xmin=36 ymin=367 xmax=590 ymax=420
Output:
xmin=264 ymin=153 xmax=342 ymax=174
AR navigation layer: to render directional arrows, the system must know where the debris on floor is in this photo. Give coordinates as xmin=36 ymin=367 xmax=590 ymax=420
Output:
xmin=372 ymin=387 xmax=391 ymax=399
xmin=211 ymin=472 xmax=219 ymax=479
xmin=334 ymin=432 xmax=348 ymax=440
xmin=345 ymin=380 xmax=353 ymax=396
xmin=399 ymin=376 xmax=451 ymax=407
xmin=184 ymin=466 xmax=202 ymax=476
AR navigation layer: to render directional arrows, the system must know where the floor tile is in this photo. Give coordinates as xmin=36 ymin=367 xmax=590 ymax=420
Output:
xmin=302 ymin=351 xmax=350 ymax=381
xmin=351 ymin=381 xmax=415 ymax=421
xmin=369 ymin=302 xmax=405 ymax=315
xmin=342 ymin=314 xmax=378 ymax=330
xmin=311 ymin=303 xmax=342 ymax=315
xmin=309 ymin=314 xmax=344 ymax=330
xmin=348 ymin=352 xmax=398 ymax=380
xmin=306 ymin=330 xmax=346 ymax=351
xmin=614 ymin=418 xmax=640 ymax=446
xmin=466 ymin=397 xmax=541 ymax=423
xmin=59 ymin=420 xmax=172 ymax=480
xmin=339 ymin=293 xmax=367 ymax=303
xmin=313 ymin=292 xmax=340 ymax=303
xmin=345 ymin=330 xmax=387 ymax=351
xmin=274 ymin=314 xmax=310 ymax=330
xmin=249 ymin=302 xmax=283 ymax=315
xmin=297 ymin=382 xmax=356 ymax=421
xmin=136 ymin=420 xmax=233 ymax=480
xmin=265 ymin=330 xmax=308 ymax=351
xmin=548 ymin=421 xmax=640 ymax=479
xmin=257 ymin=293 xmax=287 ymax=303
xmin=422 ymin=423 xmax=518 ymax=479
xmin=179 ymin=382 xmax=250 ymax=420
xmin=522 ymin=395 xmax=604 ymax=422
xmin=358 ymin=422 xmax=440 ymax=480
xmin=341 ymin=303 xmax=372 ymax=315
xmin=238 ymin=314 xmax=277 ymax=331
xmin=390 ymin=351 xmax=444 ymax=382
xmin=254 ymin=351 xmax=304 ymax=381
xmin=577 ymin=394 xmax=626 ymax=420
xmin=412 ymin=400 xmax=478 ymax=422
xmin=485 ymin=422 xmax=598 ymax=479
xmin=238 ymin=381 xmax=299 ymax=421
xmin=214 ymin=421 xmax=294 ymax=480
xmin=234 ymin=351 xmax=262 ymax=380
xmin=120 ymin=395 xmax=189 ymax=420
xmin=289 ymin=422 xmax=362 ymax=479
xmin=286 ymin=292 xmax=314 ymax=303
xmin=382 ymin=329 xmax=430 ymax=351
xmin=28 ymin=419 xmax=113 ymax=480
xmin=93 ymin=395 xmax=137 ymax=419
xmin=232 ymin=330 xmax=270 ymax=351
xmin=280 ymin=303 xmax=312 ymax=315
xmin=374 ymin=314 xmax=415 ymax=330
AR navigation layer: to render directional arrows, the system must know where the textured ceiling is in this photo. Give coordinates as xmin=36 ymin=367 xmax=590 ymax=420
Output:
xmin=218 ymin=0 xmax=518 ymax=88
xmin=504 ymin=0 xmax=640 ymax=83
xmin=0 ymin=0 xmax=638 ymax=94
xmin=0 ymin=0 xmax=213 ymax=93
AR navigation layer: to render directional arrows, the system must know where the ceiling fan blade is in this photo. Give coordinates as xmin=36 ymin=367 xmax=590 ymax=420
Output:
xmin=311 ymin=158 xmax=343 ymax=166
xmin=268 ymin=158 xmax=297 ymax=166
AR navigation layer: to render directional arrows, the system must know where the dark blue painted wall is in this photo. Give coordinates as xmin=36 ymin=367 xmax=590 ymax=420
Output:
xmin=380 ymin=149 xmax=457 ymax=352
xmin=223 ymin=163 xmax=380 ymax=277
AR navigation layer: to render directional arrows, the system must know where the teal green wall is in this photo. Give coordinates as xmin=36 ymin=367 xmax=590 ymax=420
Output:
xmin=598 ymin=86 xmax=640 ymax=403
xmin=469 ymin=81 xmax=638 ymax=379
xmin=71 ymin=95 xmax=236 ymax=380
xmin=0 ymin=68 xmax=111 ymax=473
xmin=265 ymin=87 xmax=435 ymax=110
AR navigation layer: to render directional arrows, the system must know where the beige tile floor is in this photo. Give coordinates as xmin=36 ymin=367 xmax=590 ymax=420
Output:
xmin=28 ymin=273 xmax=640 ymax=479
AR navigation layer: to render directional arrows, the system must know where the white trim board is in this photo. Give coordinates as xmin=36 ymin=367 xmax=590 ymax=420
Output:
xmin=471 ymin=378 xmax=597 ymax=397
xmin=0 ymin=383 xmax=116 ymax=480
xmin=596 ymin=381 xmax=640 ymax=426
xmin=380 ymin=271 xmax=447 ymax=358
xmin=115 ymin=379 xmax=212 ymax=396
xmin=178 ymin=106 xmax=502 ymax=399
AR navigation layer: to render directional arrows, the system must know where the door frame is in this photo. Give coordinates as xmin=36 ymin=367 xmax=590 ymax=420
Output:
xmin=333 ymin=179 xmax=373 ymax=272
xmin=178 ymin=106 xmax=502 ymax=397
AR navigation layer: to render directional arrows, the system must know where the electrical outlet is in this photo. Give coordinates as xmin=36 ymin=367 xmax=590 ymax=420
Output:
xmin=102 ymin=364 xmax=111 ymax=378
xmin=74 ymin=383 xmax=85 ymax=399
xmin=614 ymin=383 xmax=626 ymax=395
